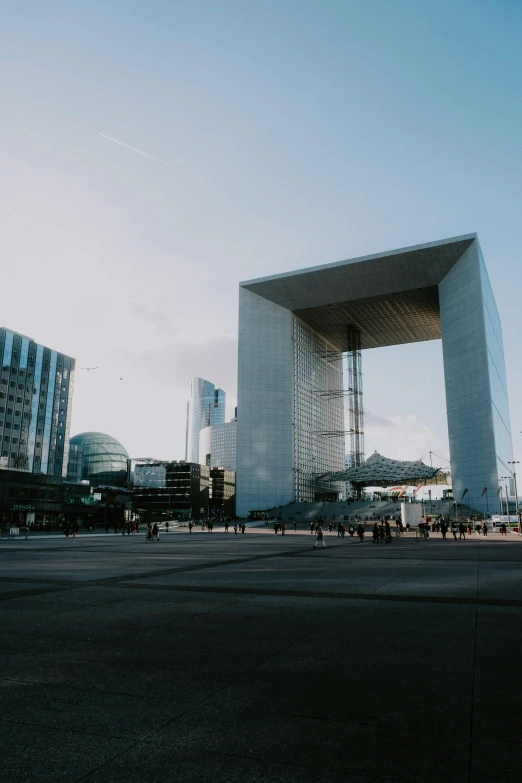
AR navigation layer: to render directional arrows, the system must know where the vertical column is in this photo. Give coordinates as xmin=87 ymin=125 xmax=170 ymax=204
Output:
xmin=346 ymin=326 xmax=364 ymax=469
xmin=439 ymin=240 xmax=513 ymax=515
xmin=236 ymin=287 xmax=294 ymax=516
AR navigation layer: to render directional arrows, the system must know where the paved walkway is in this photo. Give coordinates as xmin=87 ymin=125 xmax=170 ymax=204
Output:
xmin=1 ymin=532 xmax=521 ymax=782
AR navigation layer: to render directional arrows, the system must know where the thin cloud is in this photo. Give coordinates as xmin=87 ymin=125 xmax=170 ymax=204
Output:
xmin=98 ymin=132 xmax=175 ymax=169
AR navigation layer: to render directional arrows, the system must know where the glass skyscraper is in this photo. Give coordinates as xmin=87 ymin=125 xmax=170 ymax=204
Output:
xmin=185 ymin=377 xmax=226 ymax=463
xmin=0 ymin=328 xmax=75 ymax=476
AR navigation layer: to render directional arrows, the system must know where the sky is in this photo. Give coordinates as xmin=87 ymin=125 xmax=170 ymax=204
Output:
xmin=1 ymin=0 xmax=521 ymax=469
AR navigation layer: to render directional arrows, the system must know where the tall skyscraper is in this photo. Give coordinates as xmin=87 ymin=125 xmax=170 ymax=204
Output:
xmin=185 ymin=377 xmax=225 ymax=463
xmin=0 ymin=328 xmax=75 ymax=475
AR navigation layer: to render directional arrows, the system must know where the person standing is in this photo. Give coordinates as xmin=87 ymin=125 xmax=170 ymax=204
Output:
xmin=165 ymin=521 xmax=169 ymax=534
xmin=357 ymin=523 xmax=365 ymax=541
xmin=234 ymin=523 xmax=238 ymax=535
xmin=451 ymin=523 xmax=458 ymax=540
xmin=482 ymin=522 xmax=488 ymax=537
xmin=441 ymin=521 xmax=447 ymax=540
xmin=310 ymin=521 xmax=315 ymax=535
xmin=241 ymin=522 xmax=246 ymax=534
xmin=281 ymin=521 xmax=286 ymax=536
xmin=188 ymin=520 xmax=194 ymax=534
xmin=372 ymin=523 xmax=379 ymax=544
xmin=224 ymin=519 xmax=229 ymax=533
xmin=293 ymin=519 xmax=297 ymax=532
xmin=459 ymin=522 xmax=466 ymax=540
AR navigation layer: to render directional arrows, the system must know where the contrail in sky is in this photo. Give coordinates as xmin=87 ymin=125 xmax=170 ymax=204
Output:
xmin=98 ymin=132 xmax=175 ymax=168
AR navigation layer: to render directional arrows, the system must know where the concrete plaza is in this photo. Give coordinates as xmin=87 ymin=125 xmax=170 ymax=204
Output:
xmin=1 ymin=528 xmax=521 ymax=782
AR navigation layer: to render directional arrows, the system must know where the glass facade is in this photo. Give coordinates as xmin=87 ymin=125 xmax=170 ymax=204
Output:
xmin=0 ymin=328 xmax=75 ymax=476
xmin=292 ymin=318 xmax=345 ymax=502
xmin=199 ymin=420 xmax=237 ymax=470
xmin=67 ymin=432 xmax=129 ymax=487
xmin=185 ymin=377 xmax=226 ymax=463
xmin=132 ymin=461 xmax=211 ymax=519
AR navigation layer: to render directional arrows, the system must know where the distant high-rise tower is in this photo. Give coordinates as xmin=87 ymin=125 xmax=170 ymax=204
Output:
xmin=185 ymin=378 xmax=225 ymax=463
xmin=0 ymin=328 xmax=75 ymax=475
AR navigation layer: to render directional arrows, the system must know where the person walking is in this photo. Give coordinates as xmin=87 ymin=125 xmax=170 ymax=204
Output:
xmin=224 ymin=519 xmax=229 ymax=533
xmin=274 ymin=520 xmax=279 ymax=535
xmin=482 ymin=522 xmax=488 ymax=536
xmin=310 ymin=521 xmax=315 ymax=535
xmin=314 ymin=525 xmax=326 ymax=549
xmin=241 ymin=522 xmax=246 ymax=534
xmin=385 ymin=520 xmax=392 ymax=544
xmin=357 ymin=523 xmax=365 ymax=541
xmin=451 ymin=523 xmax=458 ymax=540
xmin=372 ymin=523 xmax=379 ymax=544
xmin=188 ymin=519 xmax=194 ymax=534
xmin=281 ymin=521 xmax=286 ymax=536
xmin=441 ymin=521 xmax=447 ymax=540
xmin=152 ymin=523 xmax=160 ymax=541
xmin=293 ymin=519 xmax=297 ymax=532
xmin=459 ymin=522 xmax=466 ymax=540
xmin=165 ymin=521 xmax=169 ymax=534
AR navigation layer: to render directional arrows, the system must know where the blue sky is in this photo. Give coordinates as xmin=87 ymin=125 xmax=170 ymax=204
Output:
xmin=1 ymin=0 xmax=521 ymax=466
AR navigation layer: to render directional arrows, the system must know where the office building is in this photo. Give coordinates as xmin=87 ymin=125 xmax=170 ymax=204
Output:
xmin=0 ymin=328 xmax=75 ymax=476
xmin=132 ymin=460 xmax=235 ymax=519
xmin=236 ymin=235 xmax=513 ymax=516
xmin=185 ymin=378 xmax=226 ymax=463
xmin=0 ymin=469 xmax=91 ymax=529
xmin=133 ymin=460 xmax=210 ymax=519
xmin=199 ymin=420 xmax=237 ymax=470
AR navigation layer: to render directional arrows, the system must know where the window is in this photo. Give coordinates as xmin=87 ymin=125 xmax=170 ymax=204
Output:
xmin=16 ymin=397 xmax=22 ymax=404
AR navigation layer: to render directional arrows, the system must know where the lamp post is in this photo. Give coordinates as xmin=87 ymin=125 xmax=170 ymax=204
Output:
xmin=500 ymin=477 xmax=510 ymax=527
xmin=508 ymin=461 xmax=521 ymax=535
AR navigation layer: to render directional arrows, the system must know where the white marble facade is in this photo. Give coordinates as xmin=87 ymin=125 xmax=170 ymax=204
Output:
xmin=237 ymin=236 xmax=513 ymax=517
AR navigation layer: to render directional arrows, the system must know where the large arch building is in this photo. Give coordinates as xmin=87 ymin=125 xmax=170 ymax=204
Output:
xmin=236 ymin=234 xmax=513 ymax=516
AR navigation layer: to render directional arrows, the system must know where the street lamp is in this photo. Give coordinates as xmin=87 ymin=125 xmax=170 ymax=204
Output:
xmin=500 ymin=478 xmax=508 ymax=520
xmin=508 ymin=461 xmax=521 ymax=536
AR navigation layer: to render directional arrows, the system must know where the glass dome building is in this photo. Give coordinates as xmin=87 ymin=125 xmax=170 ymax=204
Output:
xmin=67 ymin=432 xmax=129 ymax=487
